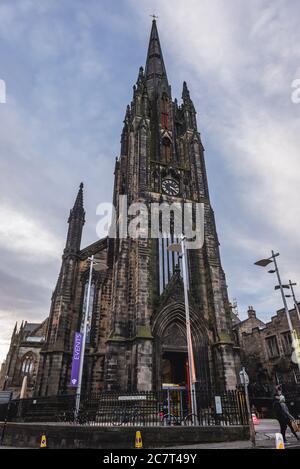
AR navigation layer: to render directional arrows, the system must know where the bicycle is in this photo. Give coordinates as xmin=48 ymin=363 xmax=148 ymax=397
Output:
xmin=161 ymin=412 xmax=199 ymax=426
xmin=58 ymin=409 xmax=89 ymax=425
xmin=57 ymin=409 xmax=75 ymax=423
xmin=112 ymin=406 xmax=144 ymax=426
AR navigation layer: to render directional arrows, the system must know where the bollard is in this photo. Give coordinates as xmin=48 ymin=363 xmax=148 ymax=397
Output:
xmin=40 ymin=434 xmax=47 ymax=449
xmin=135 ymin=431 xmax=143 ymax=449
xmin=275 ymin=433 xmax=285 ymax=449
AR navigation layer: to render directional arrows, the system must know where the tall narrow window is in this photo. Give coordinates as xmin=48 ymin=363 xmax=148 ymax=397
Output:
xmin=158 ymin=233 xmax=182 ymax=295
xmin=162 ymin=137 xmax=171 ymax=163
xmin=161 ymin=95 xmax=169 ymax=129
xmin=21 ymin=354 xmax=34 ymax=375
xmin=81 ymin=282 xmax=95 ymax=344
xmin=281 ymin=331 xmax=292 ymax=355
xmin=266 ymin=336 xmax=279 ymax=358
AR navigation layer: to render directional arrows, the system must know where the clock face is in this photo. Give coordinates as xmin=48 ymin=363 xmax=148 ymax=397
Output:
xmin=161 ymin=178 xmax=180 ymax=196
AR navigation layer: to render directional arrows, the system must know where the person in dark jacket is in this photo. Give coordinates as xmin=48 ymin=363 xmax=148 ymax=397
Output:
xmin=273 ymin=395 xmax=300 ymax=443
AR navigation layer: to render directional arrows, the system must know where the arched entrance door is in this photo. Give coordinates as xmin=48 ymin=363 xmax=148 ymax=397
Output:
xmin=161 ymin=323 xmax=188 ymax=386
xmin=152 ymin=302 xmax=211 ymax=390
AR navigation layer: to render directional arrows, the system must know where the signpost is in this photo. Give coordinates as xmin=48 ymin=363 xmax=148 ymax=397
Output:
xmin=215 ymin=396 xmax=222 ymax=414
xmin=0 ymin=391 xmax=12 ymax=445
xmin=0 ymin=392 xmax=12 ymax=405
xmin=239 ymin=367 xmax=256 ymax=448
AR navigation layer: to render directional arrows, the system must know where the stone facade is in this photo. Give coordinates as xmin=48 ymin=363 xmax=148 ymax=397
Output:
xmin=233 ymin=306 xmax=300 ymax=385
xmin=0 ymin=320 xmax=47 ymax=398
xmin=5 ymin=21 xmax=241 ymax=396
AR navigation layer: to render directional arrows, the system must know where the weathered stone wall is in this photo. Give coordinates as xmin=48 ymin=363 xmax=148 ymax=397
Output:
xmin=0 ymin=422 xmax=250 ymax=449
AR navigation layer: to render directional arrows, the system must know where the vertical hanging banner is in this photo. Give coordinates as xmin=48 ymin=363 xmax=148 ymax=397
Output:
xmin=70 ymin=332 xmax=83 ymax=387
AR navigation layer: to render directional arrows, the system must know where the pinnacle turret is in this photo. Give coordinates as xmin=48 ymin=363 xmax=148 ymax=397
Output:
xmin=68 ymin=182 xmax=84 ymax=221
xmin=182 ymin=81 xmax=190 ymax=100
xmin=64 ymin=183 xmax=85 ymax=255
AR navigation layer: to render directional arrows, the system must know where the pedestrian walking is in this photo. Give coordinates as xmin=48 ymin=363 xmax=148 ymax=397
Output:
xmin=273 ymin=394 xmax=300 ymax=444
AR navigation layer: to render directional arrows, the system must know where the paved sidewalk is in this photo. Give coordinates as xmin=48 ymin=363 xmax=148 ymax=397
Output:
xmin=167 ymin=419 xmax=300 ymax=449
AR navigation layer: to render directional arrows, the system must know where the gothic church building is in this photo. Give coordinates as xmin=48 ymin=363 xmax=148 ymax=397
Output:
xmin=34 ymin=21 xmax=240 ymax=396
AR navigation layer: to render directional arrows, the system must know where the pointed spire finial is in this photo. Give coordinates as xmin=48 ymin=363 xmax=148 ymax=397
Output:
xmin=65 ymin=183 xmax=85 ymax=254
xmin=12 ymin=322 xmax=18 ymax=337
xmin=72 ymin=182 xmax=84 ymax=213
xmin=145 ymin=18 xmax=168 ymax=92
xmin=182 ymin=81 xmax=190 ymax=99
xmin=124 ymin=104 xmax=131 ymax=122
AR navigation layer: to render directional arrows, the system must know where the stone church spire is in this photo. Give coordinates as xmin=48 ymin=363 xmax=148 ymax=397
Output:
xmin=64 ymin=182 xmax=85 ymax=255
xmin=145 ymin=19 xmax=169 ymax=95
xmin=34 ymin=20 xmax=240 ymax=397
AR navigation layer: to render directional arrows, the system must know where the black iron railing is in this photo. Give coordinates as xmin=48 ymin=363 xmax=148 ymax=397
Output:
xmin=247 ymin=382 xmax=300 ymax=419
xmin=0 ymin=388 xmax=249 ymax=427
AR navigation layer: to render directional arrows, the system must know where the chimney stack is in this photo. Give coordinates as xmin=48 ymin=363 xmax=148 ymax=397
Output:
xmin=248 ymin=306 xmax=256 ymax=318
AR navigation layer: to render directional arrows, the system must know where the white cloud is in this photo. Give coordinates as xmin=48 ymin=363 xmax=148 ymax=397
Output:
xmin=0 ymin=204 xmax=61 ymax=260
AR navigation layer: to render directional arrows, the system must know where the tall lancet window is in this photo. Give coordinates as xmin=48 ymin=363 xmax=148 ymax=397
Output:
xmin=21 ymin=354 xmax=34 ymax=375
xmin=81 ymin=282 xmax=95 ymax=344
xmin=158 ymin=233 xmax=182 ymax=294
xmin=158 ymin=207 xmax=192 ymax=294
xmin=161 ymin=95 xmax=169 ymax=129
xmin=162 ymin=137 xmax=171 ymax=163
xmin=158 ymin=208 xmax=184 ymax=294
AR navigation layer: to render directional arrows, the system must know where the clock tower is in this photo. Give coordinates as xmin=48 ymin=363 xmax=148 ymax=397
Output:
xmin=103 ymin=20 xmax=240 ymax=391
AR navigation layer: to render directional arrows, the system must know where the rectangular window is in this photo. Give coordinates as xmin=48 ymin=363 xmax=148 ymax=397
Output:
xmin=266 ymin=336 xmax=279 ymax=358
xmin=281 ymin=331 xmax=292 ymax=354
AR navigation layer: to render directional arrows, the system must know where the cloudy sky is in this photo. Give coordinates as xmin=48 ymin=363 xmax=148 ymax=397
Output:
xmin=0 ymin=0 xmax=300 ymax=362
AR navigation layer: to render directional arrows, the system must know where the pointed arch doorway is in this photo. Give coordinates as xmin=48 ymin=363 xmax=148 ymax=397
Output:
xmin=160 ymin=323 xmax=188 ymax=387
xmin=152 ymin=303 xmax=211 ymax=390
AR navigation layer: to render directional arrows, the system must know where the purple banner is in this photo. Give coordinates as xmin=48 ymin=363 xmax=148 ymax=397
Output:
xmin=70 ymin=332 xmax=83 ymax=387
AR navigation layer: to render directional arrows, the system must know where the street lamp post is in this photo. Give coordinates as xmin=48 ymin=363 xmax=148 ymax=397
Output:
xmin=75 ymin=255 xmax=95 ymax=419
xmin=288 ymin=281 xmax=300 ymax=323
xmin=254 ymin=251 xmax=300 ymax=374
xmin=168 ymin=236 xmax=197 ymax=418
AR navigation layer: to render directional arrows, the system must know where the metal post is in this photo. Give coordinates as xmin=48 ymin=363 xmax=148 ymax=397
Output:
xmin=272 ymin=251 xmax=300 ymax=373
xmin=272 ymin=251 xmax=293 ymax=331
xmin=181 ymin=237 xmax=197 ymax=418
xmin=0 ymin=393 xmax=12 ymax=446
xmin=75 ymin=255 xmax=94 ymax=419
xmin=244 ymin=382 xmax=256 ymax=448
xmin=240 ymin=368 xmax=256 ymax=448
xmin=289 ymin=281 xmax=300 ymax=323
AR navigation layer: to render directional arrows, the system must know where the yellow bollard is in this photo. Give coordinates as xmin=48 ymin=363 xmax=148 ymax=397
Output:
xmin=275 ymin=433 xmax=285 ymax=449
xmin=135 ymin=431 xmax=143 ymax=449
xmin=40 ymin=434 xmax=47 ymax=449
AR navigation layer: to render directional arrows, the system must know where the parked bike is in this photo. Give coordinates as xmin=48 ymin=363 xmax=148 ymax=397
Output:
xmin=112 ymin=406 xmax=144 ymax=426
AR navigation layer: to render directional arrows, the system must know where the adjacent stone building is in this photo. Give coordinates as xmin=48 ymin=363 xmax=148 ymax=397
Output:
xmin=233 ymin=306 xmax=300 ymax=386
xmin=0 ymin=320 xmax=47 ymax=398
xmin=3 ymin=21 xmax=241 ymax=397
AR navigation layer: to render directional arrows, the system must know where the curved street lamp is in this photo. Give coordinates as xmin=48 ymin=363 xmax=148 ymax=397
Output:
xmin=254 ymin=250 xmax=300 ymax=374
